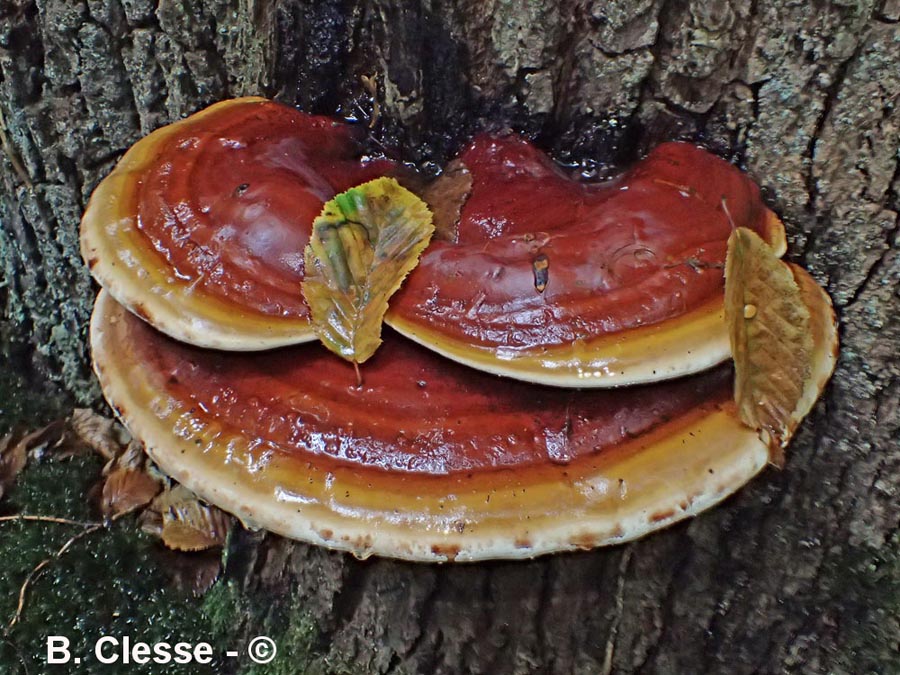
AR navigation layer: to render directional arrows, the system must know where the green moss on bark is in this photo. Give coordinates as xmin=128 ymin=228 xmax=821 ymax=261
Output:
xmin=0 ymin=456 xmax=227 ymax=674
xmin=205 ymin=580 xmax=362 ymax=675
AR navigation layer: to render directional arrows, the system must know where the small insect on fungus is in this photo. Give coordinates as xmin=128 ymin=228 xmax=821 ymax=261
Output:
xmin=532 ymin=253 xmax=550 ymax=293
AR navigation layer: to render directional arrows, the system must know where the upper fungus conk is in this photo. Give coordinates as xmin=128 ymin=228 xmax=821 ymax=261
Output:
xmin=81 ymin=97 xmax=396 ymax=351
xmin=82 ymin=97 xmax=786 ymax=386
xmin=387 ymin=135 xmax=788 ymax=385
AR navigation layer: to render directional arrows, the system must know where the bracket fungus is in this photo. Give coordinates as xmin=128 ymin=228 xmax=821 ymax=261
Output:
xmin=82 ymin=98 xmax=837 ymax=562
xmin=82 ymin=97 xmax=786 ymax=386
xmin=80 ymin=97 xmax=395 ymax=350
xmin=388 ymin=135 xmax=787 ymax=386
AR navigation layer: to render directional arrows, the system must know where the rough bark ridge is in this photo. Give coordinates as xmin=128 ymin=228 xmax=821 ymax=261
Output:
xmin=1 ymin=0 xmax=898 ymax=672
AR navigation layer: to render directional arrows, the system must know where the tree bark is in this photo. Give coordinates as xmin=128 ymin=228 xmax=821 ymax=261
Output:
xmin=1 ymin=0 xmax=897 ymax=673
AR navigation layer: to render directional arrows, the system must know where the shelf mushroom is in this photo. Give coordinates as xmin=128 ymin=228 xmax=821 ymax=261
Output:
xmin=90 ymin=264 xmax=835 ymax=561
xmin=80 ymin=97 xmax=396 ymax=350
xmin=388 ymin=135 xmax=788 ymax=385
xmin=83 ymin=98 xmax=838 ymax=561
xmin=82 ymin=98 xmax=786 ymax=386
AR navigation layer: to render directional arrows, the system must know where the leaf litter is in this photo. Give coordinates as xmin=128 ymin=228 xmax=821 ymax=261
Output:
xmin=2 ymin=409 xmax=231 ymax=627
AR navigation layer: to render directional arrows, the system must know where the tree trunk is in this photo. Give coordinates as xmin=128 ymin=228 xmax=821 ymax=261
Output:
xmin=1 ymin=0 xmax=897 ymax=672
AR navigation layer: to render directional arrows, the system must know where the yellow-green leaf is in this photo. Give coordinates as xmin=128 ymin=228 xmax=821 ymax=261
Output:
xmin=725 ymin=227 xmax=814 ymax=462
xmin=302 ymin=177 xmax=434 ymax=364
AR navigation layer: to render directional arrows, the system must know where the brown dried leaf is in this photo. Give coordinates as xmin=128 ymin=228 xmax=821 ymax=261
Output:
xmin=0 ymin=432 xmax=25 ymax=501
xmin=138 ymin=508 xmax=163 ymax=538
xmin=70 ymin=408 xmax=128 ymax=460
xmin=19 ymin=420 xmax=66 ymax=457
xmin=150 ymin=484 xmax=194 ymax=511
xmin=115 ymin=440 xmax=146 ymax=473
xmin=725 ymin=227 xmax=814 ymax=462
xmin=94 ymin=437 xmax=161 ymax=516
xmin=101 ymin=467 xmax=162 ymax=518
xmin=162 ymin=508 xmax=231 ymax=551
xmin=156 ymin=548 xmax=222 ymax=597
xmin=153 ymin=485 xmax=233 ymax=552
xmin=0 ymin=421 xmax=67 ymax=500
xmin=422 ymin=159 xmax=472 ymax=243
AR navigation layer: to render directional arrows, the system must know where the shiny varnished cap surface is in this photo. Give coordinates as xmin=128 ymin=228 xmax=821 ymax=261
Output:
xmin=92 ymin=292 xmax=775 ymax=561
xmin=387 ymin=137 xmax=786 ymax=385
xmin=81 ymin=97 xmax=395 ymax=349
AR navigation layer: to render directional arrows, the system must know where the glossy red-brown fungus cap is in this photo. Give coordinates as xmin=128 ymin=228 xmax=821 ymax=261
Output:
xmin=92 ymin=291 xmax=776 ymax=561
xmin=386 ymin=136 xmax=787 ymax=385
xmin=83 ymin=98 xmax=785 ymax=386
xmin=81 ymin=97 xmax=396 ymax=349
xmin=397 ymin=137 xmax=775 ymax=346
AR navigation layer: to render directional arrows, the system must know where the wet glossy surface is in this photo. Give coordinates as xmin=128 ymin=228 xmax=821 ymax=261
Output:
xmin=94 ymin=292 xmax=771 ymax=560
xmin=392 ymin=136 xmax=772 ymax=351
xmin=131 ymin=100 xmax=394 ymax=318
xmin=119 ymin=303 xmax=732 ymax=476
xmin=125 ymin=101 xmax=771 ymax=351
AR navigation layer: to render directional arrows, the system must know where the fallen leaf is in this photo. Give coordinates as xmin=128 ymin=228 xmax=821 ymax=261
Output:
xmin=18 ymin=420 xmax=66 ymax=460
xmin=0 ymin=422 xmax=67 ymax=500
xmin=113 ymin=440 xmax=146 ymax=473
xmin=302 ymin=177 xmax=434 ymax=365
xmin=152 ymin=485 xmax=233 ymax=552
xmin=725 ymin=227 xmax=814 ymax=462
xmin=70 ymin=408 xmax=128 ymax=460
xmin=101 ymin=468 xmax=161 ymax=518
xmin=93 ymin=436 xmax=162 ymax=516
xmin=422 ymin=159 xmax=472 ymax=243
xmin=155 ymin=548 xmax=222 ymax=597
xmin=138 ymin=508 xmax=163 ymax=538
xmin=0 ymin=433 xmax=25 ymax=501
xmin=162 ymin=505 xmax=231 ymax=552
